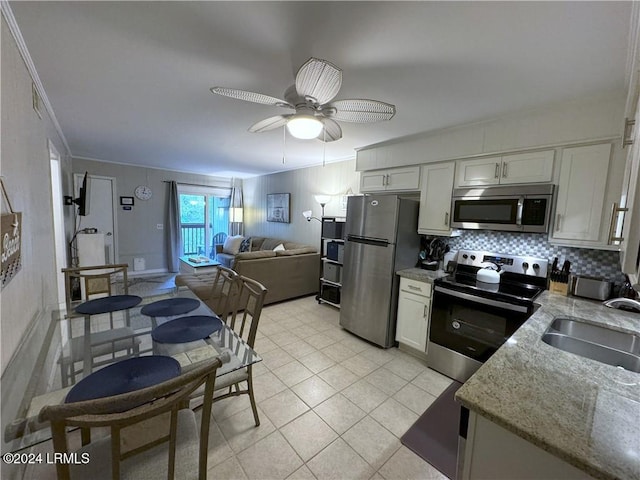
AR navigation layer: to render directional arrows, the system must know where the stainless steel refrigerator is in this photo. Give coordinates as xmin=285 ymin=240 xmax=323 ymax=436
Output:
xmin=340 ymin=195 xmax=420 ymax=348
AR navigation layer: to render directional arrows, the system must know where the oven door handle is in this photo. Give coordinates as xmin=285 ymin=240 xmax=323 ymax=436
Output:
xmin=434 ymin=286 xmax=529 ymax=313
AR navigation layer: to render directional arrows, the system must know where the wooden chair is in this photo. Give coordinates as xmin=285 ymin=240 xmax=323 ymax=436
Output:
xmin=212 ymin=275 xmax=267 ymax=426
xmin=60 ymin=264 xmax=140 ymax=386
xmin=39 ymin=355 xmax=227 ymax=480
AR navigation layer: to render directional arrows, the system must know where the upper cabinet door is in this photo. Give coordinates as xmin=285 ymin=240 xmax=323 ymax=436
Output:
xmin=360 ymin=166 xmax=420 ymax=192
xmin=360 ymin=171 xmax=387 ymax=192
xmin=500 ymin=151 xmax=554 ymax=184
xmin=455 ymin=157 xmax=501 ymax=187
xmin=551 ymin=144 xmax=612 ymax=242
xmin=418 ymin=162 xmax=456 ymax=235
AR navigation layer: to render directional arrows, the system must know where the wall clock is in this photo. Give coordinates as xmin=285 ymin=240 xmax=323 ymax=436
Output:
xmin=134 ymin=185 xmax=152 ymax=201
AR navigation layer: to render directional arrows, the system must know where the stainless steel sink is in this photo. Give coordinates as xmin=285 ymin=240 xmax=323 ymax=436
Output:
xmin=542 ymin=317 xmax=640 ymax=373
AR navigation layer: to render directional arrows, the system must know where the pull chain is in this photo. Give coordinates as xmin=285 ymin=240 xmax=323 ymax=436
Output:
xmin=322 ymin=126 xmax=327 ymax=167
xmin=282 ymin=126 xmax=286 ymax=164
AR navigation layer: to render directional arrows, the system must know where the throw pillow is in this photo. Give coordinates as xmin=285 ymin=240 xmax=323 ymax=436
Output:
xmin=222 ymin=235 xmax=244 ymax=255
xmin=239 ymin=237 xmax=252 ymax=253
xmin=273 ymin=243 xmax=285 ymax=252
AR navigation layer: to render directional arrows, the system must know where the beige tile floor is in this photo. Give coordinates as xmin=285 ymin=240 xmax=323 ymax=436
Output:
xmin=23 ymin=294 xmax=454 ymax=480
xmin=205 ymin=295 xmax=453 ymax=480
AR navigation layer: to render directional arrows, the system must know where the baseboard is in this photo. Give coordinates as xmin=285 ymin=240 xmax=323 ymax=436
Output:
xmin=128 ymin=268 xmax=170 ymax=278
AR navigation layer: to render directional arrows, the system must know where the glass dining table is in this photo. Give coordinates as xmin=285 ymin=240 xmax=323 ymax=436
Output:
xmin=2 ymin=287 xmax=261 ymax=454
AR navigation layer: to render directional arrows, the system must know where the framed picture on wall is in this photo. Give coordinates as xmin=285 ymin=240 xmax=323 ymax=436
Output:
xmin=267 ymin=193 xmax=290 ymax=223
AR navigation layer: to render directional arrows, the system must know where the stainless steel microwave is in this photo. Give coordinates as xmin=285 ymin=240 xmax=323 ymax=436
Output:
xmin=451 ymin=184 xmax=555 ymax=233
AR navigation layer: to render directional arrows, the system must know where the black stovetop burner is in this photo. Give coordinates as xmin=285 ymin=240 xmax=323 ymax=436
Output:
xmin=436 ymin=270 xmax=543 ymax=302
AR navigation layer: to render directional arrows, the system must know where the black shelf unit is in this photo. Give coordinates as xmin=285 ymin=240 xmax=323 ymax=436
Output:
xmin=318 ymin=216 xmax=346 ymax=308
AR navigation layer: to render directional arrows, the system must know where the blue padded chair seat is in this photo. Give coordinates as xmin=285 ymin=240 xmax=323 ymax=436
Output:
xmin=65 ymin=355 xmax=181 ymax=403
xmin=151 ymin=315 xmax=222 ymax=344
xmin=140 ymin=297 xmax=200 ymax=317
xmin=75 ymin=295 xmax=142 ymax=315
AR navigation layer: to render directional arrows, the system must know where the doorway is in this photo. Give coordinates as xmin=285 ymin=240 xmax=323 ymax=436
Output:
xmin=178 ymin=185 xmax=231 ymax=259
xmin=49 ymin=141 xmax=66 ymax=308
xmin=73 ymin=173 xmax=117 ymax=264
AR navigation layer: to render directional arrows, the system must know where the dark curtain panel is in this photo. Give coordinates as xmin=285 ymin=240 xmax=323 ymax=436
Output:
xmin=166 ymin=181 xmax=181 ymax=272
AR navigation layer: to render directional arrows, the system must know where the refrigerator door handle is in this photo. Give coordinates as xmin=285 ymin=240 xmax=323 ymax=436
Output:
xmin=346 ymin=234 xmax=390 ymax=247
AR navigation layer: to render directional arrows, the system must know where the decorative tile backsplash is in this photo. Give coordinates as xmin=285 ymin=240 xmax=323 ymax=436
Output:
xmin=435 ymin=231 xmax=625 ymax=284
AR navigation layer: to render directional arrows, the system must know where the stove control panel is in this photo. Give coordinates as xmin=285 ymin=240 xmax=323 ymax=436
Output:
xmin=456 ymin=250 xmax=548 ymax=278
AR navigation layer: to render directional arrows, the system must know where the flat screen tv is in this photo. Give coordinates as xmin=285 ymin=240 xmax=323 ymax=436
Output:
xmin=73 ymin=172 xmax=91 ymax=216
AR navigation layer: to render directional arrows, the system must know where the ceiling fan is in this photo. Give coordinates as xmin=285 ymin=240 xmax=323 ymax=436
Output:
xmin=210 ymin=57 xmax=396 ymax=142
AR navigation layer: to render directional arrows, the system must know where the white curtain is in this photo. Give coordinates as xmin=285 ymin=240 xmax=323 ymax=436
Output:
xmin=230 ymin=180 xmax=243 ymax=236
xmin=165 ymin=181 xmax=181 ymax=272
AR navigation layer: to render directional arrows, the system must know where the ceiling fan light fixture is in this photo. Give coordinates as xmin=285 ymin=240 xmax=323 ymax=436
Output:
xmin=286 ymin=115 xmax=324 ymax=139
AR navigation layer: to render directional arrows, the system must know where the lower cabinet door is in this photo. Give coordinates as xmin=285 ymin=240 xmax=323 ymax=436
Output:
xmin=396 ymin=290 xmax=429 ymax=351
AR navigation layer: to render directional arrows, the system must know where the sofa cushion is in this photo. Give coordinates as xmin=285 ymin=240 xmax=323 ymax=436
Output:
xmin=216 ymin=253 xmax=235 ymax=268
xmin=260 ymin=238 xmax=285 ymax=251
xmin=275 ymin=247 xmax=318 ymax=256
xmin=235 ymin=251 xmax=276 ymax=260
xmin=250 ymin=237 xmax=265 ymax=250
xmin=222 ymin=235 xmax=244 ymax=255
xmin=239 ymin=237 xmax=252 ymax=253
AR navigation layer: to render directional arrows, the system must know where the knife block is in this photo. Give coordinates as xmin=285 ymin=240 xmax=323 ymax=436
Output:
xmin=549 ymin=280 xmax=569 ymax=296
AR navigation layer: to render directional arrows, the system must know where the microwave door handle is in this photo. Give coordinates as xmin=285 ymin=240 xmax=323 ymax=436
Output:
xmin=516 ymin=197 xmax=524 ymax=226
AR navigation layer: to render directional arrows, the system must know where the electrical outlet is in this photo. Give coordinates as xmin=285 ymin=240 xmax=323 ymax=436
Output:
xmin=157 ymin=224 xmax=163 ymax=230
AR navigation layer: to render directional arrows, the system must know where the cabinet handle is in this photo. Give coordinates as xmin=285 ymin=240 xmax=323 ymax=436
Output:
xmin=386 ymin=174 xmax=390 ymax=186
xmin=623 ymin=118 xmax=635 ymax=148
xmin=607 ymin=202 xmax=629 ymax=244
xmin=444 ymin=212 xmax=449 ymax=226
xmin=423 ymin=304 xmax=428 ymax=317
xmin=494 ymin=163 xmax=500 ymax=179
xmin=555 ymin=213 xmax=562 ymax=231
xmin=502 ymin=162 xmax=508 ymax=178
xmin=408 ymin=285 xmax=422 ymax=291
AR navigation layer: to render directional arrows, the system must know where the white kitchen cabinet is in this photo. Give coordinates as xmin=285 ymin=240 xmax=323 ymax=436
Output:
xmin=461 ymin=411 xmax=596 ymax=480
xmin=455 ymin=150 xmax=554 ymax=187
xmin=499 ymin=151 xmax=554 ymax=184
xmin=395 ymin=277 xmax=432 ymax=352
xmin=418 ymin=162 xmax=459 ymax=236
xmin=360 ymin=166 xmax=420 ymax=192
xmin=549 ymin=143 xmax=615 ymax=246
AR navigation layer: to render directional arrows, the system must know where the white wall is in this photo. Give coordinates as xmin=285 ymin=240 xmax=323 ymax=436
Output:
xmin=242 ymin=159 xmax=359 ymax=247
xmin=0 ymin=16 xmax=71 ymax=373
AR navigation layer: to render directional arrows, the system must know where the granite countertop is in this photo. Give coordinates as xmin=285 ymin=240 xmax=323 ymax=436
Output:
xmin=396 ymin=268 xmax=449 ymax=283
xmin=456 ymin=291 xmax=640 ymax=480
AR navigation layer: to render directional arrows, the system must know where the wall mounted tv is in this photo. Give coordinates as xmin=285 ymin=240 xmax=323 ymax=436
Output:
xmin=65 ymin=172 xmax=91 ymax=216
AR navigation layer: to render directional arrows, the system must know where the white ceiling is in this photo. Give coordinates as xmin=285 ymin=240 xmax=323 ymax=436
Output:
xmin=8 ymin=1 xmax=632 ymax=178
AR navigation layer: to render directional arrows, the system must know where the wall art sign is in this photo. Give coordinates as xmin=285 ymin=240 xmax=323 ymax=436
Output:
xmin=1 ymin=179 xmax=21 ymax=289
xmin=1 ymin=213 xmax=22 ymax=288
xmin=267 ymin=193 xmax=290 ymax=223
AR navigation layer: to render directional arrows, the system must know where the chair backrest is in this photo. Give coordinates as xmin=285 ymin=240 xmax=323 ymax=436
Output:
xmin=39 ymin=355 xmax=225 ymax=480
xmin=62 ymin=264 xmax=129 ymax=317
xmin=212 ymin=232 xmax=228 ymax=245
xmin=230 ymin=276 xmax=268 ymax=348
xmin=211 ymin=265 xmax=241 ymax=323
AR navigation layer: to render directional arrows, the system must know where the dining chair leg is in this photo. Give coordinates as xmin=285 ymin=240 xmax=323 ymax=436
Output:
xmin=247 ymin=374 xmax=260 ymax=427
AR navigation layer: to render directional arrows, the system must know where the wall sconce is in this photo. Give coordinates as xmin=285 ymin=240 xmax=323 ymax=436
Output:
xmin=314 ymin=195 xmax=331 ymax=217
xmin=302 ymin=210 xmax=321 ymax=222
xmin=230 ymin=207 xmax=243 ymax=223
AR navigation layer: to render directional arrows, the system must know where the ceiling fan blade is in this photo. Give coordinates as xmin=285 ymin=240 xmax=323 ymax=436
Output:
xmin=211 ymin=87 xmax=293 ymax=108
xmin=318 ymin=119 xmax=342 ymax=142
xmin=295 ymin=58 xmax=342 ymax=105
xmin=249 ymin=115 xmax=292 ymax=133
xmin=325 ymin=99 xmax=396 ymax=123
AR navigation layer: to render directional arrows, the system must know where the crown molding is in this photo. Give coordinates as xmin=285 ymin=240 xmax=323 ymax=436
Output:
xmin=1 ymin=1 xmax=71 ymax=154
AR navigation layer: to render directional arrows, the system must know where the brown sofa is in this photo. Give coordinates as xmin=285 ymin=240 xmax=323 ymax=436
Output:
xmin=176 ymin=236 xmax=320 ymax=307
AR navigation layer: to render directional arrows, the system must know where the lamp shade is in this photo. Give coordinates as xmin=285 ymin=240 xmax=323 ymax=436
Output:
xmin=287 ymin=115 xmax=323 ymax=139
xmin=230 ymin=207 xmax=243 ymax=223
xmin=314 ymin=195 xmax=331 ymax=206
xmin=302 ymin=210 xmax=313 ymax=220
